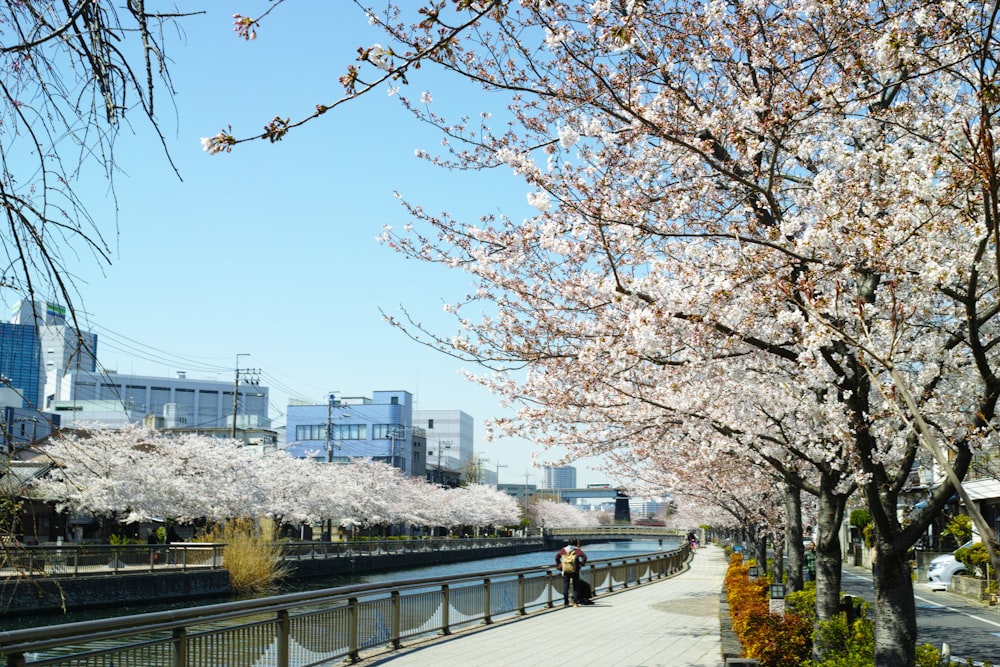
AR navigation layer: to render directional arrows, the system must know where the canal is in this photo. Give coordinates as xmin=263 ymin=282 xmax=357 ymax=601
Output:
xmin=2 ymin=539 xmax=674 ymax=631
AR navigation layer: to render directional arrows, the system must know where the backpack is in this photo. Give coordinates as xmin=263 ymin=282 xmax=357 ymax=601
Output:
xmin=560 ymin=551 xmax=578 ymax=574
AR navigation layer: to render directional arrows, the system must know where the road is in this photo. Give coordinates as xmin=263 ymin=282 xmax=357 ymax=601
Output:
xmin=840 ymin=564 xmax=1000 ymax=665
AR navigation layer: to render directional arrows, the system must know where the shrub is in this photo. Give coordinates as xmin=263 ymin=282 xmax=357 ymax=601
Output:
xmin=198 ymin=518 xmax=292 ymax=596
xmin=725 ymin=553 xmax=813 ymax=666
xmin=954 ymin=542 xmax=994 ymax=580
xmin=802 ymin=605 xmax=874 ymax=667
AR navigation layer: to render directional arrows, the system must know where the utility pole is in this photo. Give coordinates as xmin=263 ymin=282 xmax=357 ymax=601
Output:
xmin=496 ymin=461 xmax=508 ymax=488
xmin=231 ymin=354 xmax=259 ymax=440
xmin=325 ymin=392 xmax=336 ymax=463
xmin=435 ymin=439 xmax=453 ymax=485
xmin=523 ymin=470 xmax=535 ymax=513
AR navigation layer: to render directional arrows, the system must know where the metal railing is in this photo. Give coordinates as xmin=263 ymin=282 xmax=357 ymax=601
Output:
xmin=0 ymin=543 xmax=225 ymax=578
xmin=0 ymin=545 xmax=689 ymax=667
xmin=548 ymin=526 xmax=684 ymax=538
xmin=279 ymin=535 xmax=543 ymax=561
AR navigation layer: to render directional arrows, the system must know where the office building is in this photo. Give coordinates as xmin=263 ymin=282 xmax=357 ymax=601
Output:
xmin=2 ymin=300 xmax=97 ymax=410
xmin=413 ymin=409 xmax=474 ymax=483
xmin=53 ymin=370 xmax=270 ymax=431
xmin=542 ymin=465 xmax=577 ymax=490
xmin=285 ymin=390 xmax=428 ymax=478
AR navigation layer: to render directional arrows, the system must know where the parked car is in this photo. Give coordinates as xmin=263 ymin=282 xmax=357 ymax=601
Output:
xmin=927 ymin=540 xmax=972 ymax=589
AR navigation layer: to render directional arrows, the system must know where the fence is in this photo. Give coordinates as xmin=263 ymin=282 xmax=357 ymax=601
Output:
xmin=279 ymin=535 xmax=543 ymax=561
xmin=0 ymin=545 xmax=689 ymax=667
xmin=0 ymin=543 xmax=225 ymax=577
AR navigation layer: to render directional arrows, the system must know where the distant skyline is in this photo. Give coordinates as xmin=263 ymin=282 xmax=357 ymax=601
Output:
xmin=3 ymin=5 xmax=614 ymax=488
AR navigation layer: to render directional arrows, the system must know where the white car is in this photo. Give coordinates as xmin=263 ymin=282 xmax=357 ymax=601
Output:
xmin=927 ymin=540 xmax=972 ymax=589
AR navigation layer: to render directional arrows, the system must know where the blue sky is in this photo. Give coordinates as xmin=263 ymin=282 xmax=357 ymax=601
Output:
xmin=6 ymin=4 xmax=611 ymax=488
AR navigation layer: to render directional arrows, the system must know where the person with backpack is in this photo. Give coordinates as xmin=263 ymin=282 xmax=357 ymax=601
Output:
xmin=555 ymin=540 xmax=588 ymax=607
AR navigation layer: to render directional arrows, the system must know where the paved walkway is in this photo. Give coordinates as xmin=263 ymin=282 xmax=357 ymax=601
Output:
xmin=352 ymin=544 xmax=729 ymax=667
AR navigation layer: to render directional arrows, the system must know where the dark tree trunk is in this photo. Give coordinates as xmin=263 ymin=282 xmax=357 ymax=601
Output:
xmin=872 ymin=545 xmax=917 ymax=666
xmin=784 ymin=483 xmax=803 ymax=593
xmin=755 ymin=533 xmax=768 ymax=573
xmin=814 ymin=490 xmax=845 ymax=623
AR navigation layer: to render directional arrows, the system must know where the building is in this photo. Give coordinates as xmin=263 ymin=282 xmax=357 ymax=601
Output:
xmin=1 ymin=300 xmax=97 ymax=410
xmin=53 ymin=370 xmax=270 ymax=432
xmin=542 ymin=465 xmax=577 ymax=490
xmin=413 ymin=409 xmax=474 ymax=484
xmin=0 ymin=386 xmax=59 ymax=453
xmin=498 ymin=482 xmax=539 ymax=510
xmin=285 ymin=390 xmax=428 ymax=478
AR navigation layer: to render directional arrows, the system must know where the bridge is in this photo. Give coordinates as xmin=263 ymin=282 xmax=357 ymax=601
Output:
xmin=545 ymin=525 xmax=683 ymax=548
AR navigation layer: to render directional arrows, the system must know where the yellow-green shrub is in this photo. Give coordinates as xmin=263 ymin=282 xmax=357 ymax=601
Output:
xmin=198 ymin=518 xmax=291 ymax=596
xmin=725 ymin=553 xmax=813 ymax=667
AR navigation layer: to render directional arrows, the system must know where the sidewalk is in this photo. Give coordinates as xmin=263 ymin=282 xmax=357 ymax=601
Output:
xmin=352 ymin=544 xmax=729 ymax=667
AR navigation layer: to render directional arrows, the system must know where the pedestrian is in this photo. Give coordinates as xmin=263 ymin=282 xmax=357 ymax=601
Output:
xmin=804 ymin=542 xmax=817 ymax=582
xmin=555 ymin=540 xmax=587 ymax=607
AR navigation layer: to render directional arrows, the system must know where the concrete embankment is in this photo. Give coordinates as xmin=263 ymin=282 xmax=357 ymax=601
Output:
xmin=1 ymin=541 xmax=557 ymax=615
xmin=286 ymin=540 xmax=548 ymax=579
xmin=0 ymin=570 xmax=232 ymax=616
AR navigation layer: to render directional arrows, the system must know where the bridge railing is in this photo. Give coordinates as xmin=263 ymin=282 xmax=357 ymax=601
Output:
xmin=548 ymin=526 xmax=685 ymax=537
xmin=0 ymin=545 xmax=690 ymax=667
xmin=279 ymin=535 xmax=543 ymax=560
xmin=0 ymin=543 xmax=225 ymax=577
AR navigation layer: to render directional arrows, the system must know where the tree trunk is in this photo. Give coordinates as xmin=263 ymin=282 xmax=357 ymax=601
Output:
xmin=814 ymin=490 xmax=845 ymax=623
xmin=755 ymin=533 xmax=768 ymax=573
xmin=872 ymin=545 xmax=917 ymax=666
xmin=784 ymin=483 xmax=803 ymax=593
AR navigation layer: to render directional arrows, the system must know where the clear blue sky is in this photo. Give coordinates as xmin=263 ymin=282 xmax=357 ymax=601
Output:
xmin=7 ymin=4 xmax=612 ymax=488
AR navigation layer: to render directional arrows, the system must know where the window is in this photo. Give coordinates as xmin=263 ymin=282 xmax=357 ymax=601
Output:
xmin=428 ymin=419 xmax=434 ymax=429
xmin=332 ymin=423 xmax=367 ymax=440
xmin=390 ymin=396 xmax=398 ymax=405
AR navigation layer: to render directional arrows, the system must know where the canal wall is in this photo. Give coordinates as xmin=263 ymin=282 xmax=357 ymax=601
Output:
xmin=286 ymin=541 xmax=549 ymax=579
xmin=0 ymin=542 xmax=552 ymax=615
xmin=0 ymin=570 xmax=231 ymax=616
xmin=1 ymin=539 xmax=634 ymax=615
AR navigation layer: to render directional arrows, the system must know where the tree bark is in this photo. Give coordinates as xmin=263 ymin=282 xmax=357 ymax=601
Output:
xmin=814 ymin=490 xmax=845 ymax=618
xmin=784 ymin=483 xmax=803 ymax=593
xmin=872 ymin=545 xmax=917 ymax=666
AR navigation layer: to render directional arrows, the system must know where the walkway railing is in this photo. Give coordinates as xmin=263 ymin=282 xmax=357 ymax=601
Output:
xmin=0 ymin=543 xmax=225 ymax=577
xmin=0 ymin=545 xmax=689 ymax=667
xmin=0 ymin=537 xmax=542 ymax=579
xmin=279 ymin=535 xmax=543 ymax=560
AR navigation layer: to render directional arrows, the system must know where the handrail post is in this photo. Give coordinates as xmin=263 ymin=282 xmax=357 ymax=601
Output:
xmin=171 ymin=626 xmax=186 ymax=667
xmin=276 ymin=609 xmax=290 ymax=667
xmin=440 ymin=584 xmax=451 ymax=635
xmin=390 ymin=590 xmax=402 ymax=649
xmin=483 ymin=578 xmax=492 ymax=624
xmin=517 ymin=573 xmax=527 ymax=615
xmin=348 ymin=596 xmax=360 ymax=662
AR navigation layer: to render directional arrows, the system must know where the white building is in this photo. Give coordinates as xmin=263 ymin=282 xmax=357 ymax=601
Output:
xmin=53 ymin=370 xmax=270 ymax=431
xmin=543 ymin=465 xmax=577 ymax=490
xmin=413 ymin=409 xmax=474 ymax=477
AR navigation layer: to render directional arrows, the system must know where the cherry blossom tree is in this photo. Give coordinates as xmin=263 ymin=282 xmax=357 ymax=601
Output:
xmin=528 ymin=498 xmax=599 ymax=528
xmin=31 ymin=425 xmax=522 ymax=540
xmin=450 ymin=483 xmax=522 ymax=533
xmin=213 ymin=3 xmax=1000 ymax=663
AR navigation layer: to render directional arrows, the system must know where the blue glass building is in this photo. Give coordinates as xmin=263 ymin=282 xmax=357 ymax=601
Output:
xmin=0 ymin=321 xmax=42 ymax=408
